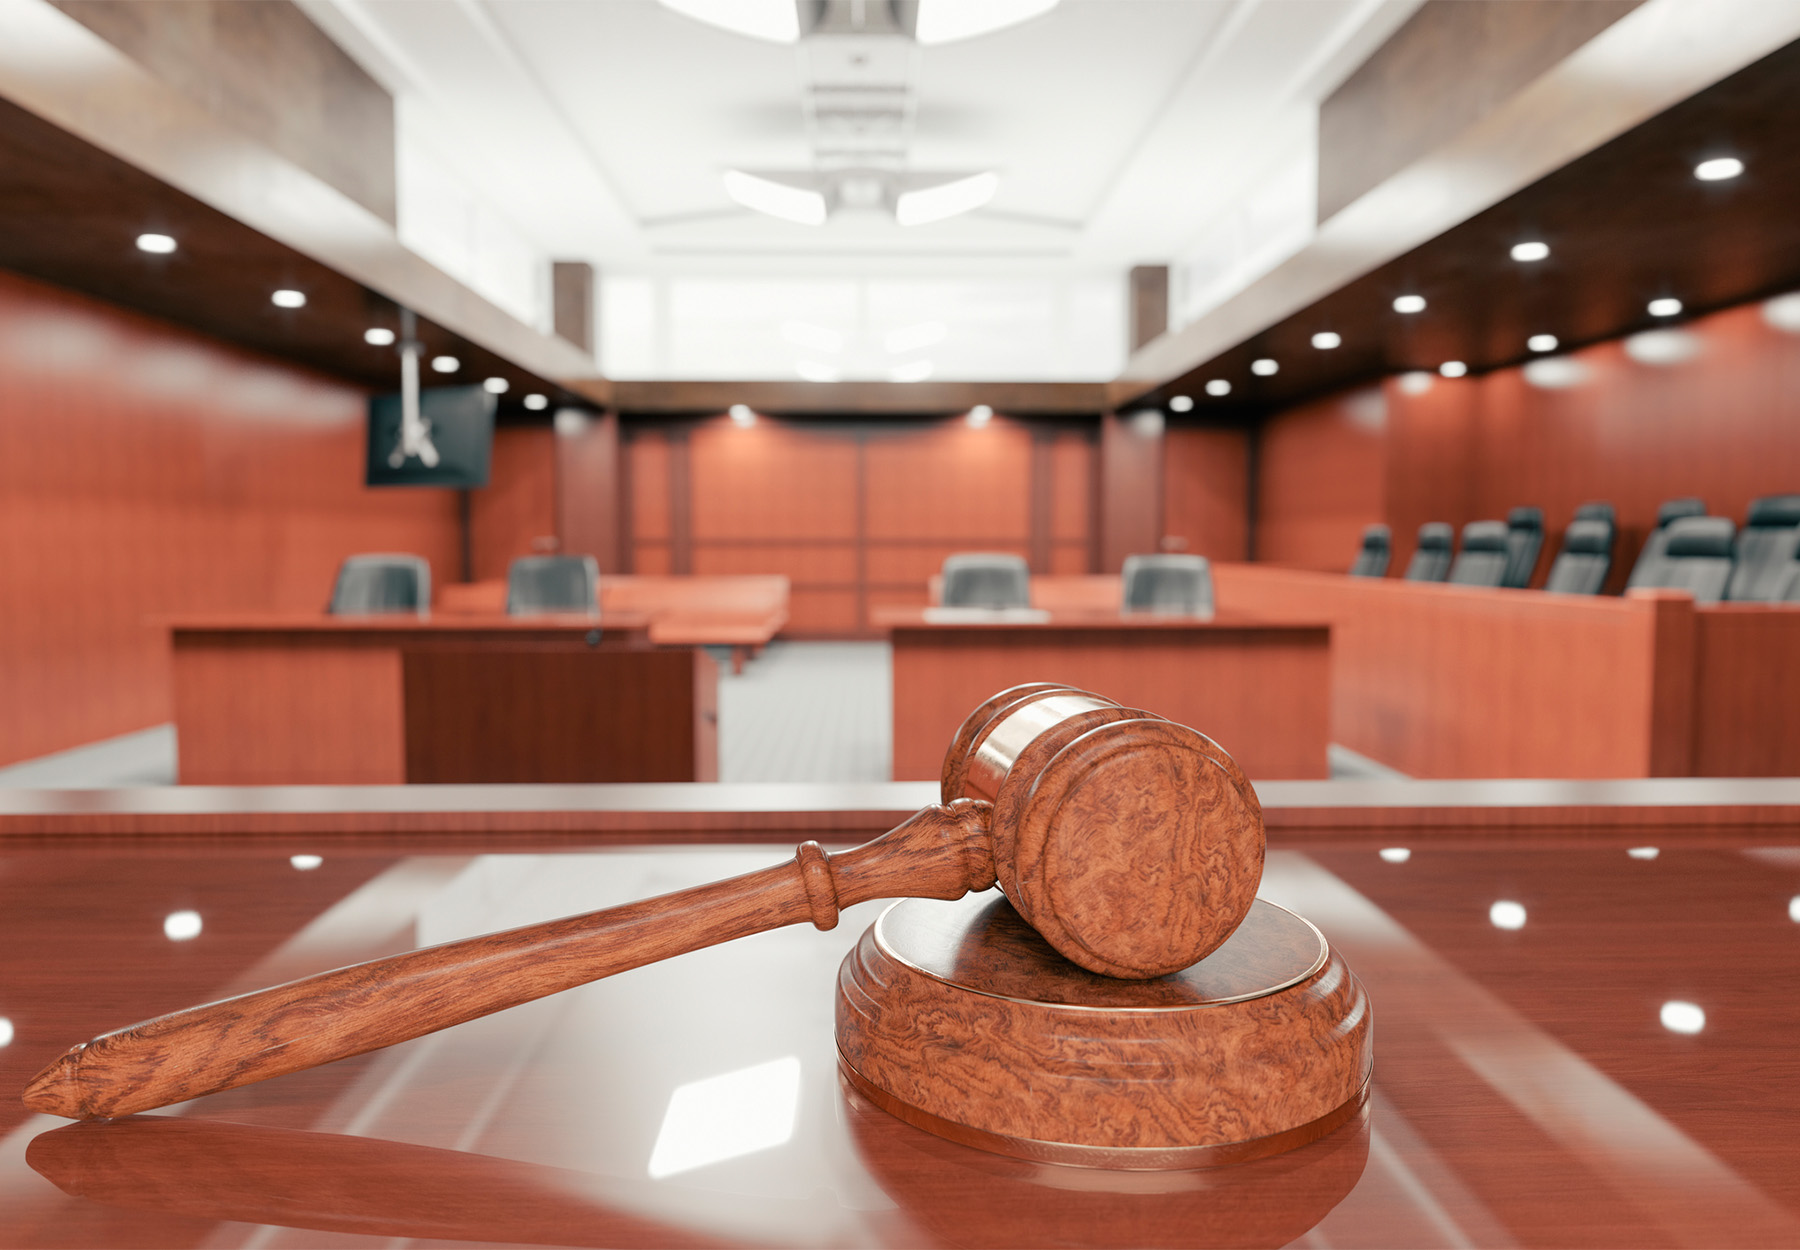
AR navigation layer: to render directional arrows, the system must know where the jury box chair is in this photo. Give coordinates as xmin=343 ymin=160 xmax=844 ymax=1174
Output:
xmin=1635 ymin=516 xmax=1735 ymax=605
xmin=328 ymin=554 xmax=431 ymax=616
xmin=1543 ymin=518 xmax=1614 ymax=595
xmin=940 ymin=553 xmax=1032 ymax=609
xmin=1447 ymin=521 xmax=1511 ymax=587
xmin=1501 ymin=506 xmax=1545 ymax=588
xmin=506 ymin=555 xmax=600 ymax=616
xmin=1725 ymin=494 xmax=1800 ymax=601
xmin=1348 ymin=525 xmax=1391 ymax=578
xmin=1627 ymin=497 xmax=1707 ymax=590
xmin=1120 ymin=554 xmax=1214 ymax=617
xmin=1403 ymin=523 xmax=1454 ymax=582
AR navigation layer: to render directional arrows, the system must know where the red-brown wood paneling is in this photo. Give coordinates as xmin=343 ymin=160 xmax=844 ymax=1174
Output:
xmin=1099 ymin=411 xmax=1162 ymax=571
xmin=555 ymin=411 xmax=623 ymax=572
xmin=1255 ymin=388 xmax=1386 ymax=571
xmin=0 ymin=269 xmax=458 ymax=767
xmin=864 ymin=420 xmax=1033 ymax=542
xmin=470 ymin=425 xmax=556 ymax=582
xmin=1163 ymin=425 xmax=1249 ymax=561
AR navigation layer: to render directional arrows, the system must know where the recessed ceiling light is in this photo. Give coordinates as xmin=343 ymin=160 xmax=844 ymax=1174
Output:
xmin=913 ymin=0 xmax=1058 ymax=44
xmin=1168 ymin=395 xmax=1195 ymax=413
xmin=1205 ymin=379 xmax=1231 ymax=397
xmin=729 ymin=403 xmax=756 ymax=427
xmin=1489 ymin=900 xmax=1526 ymax=930
xmin=1648 ymin=297 xmax=1684 ymax=317
xmin=1392 ymin=294 xmax=1426 ymax=314
xmin=364 ymin=327 xmax=396 ymax=346
xmin=431 ymin=355 xmax=459 ymax=373
xmin=1312 ymin=331 xmax=1341 ymax=350
xmin=656 ymin=0 xmax=799 ymax=42
xmin=1528 ymin=333 xmax=1559 ymax=352
xmin=896 ymin=173 xmax=999 ymax=227
xmin=1694 ymin=156 xmax=1744 ymax=182
xmin=1511 ymin=241 xmax=1550 ymax=262
xmin=135 ymin=232 xmax=176 ymax=254
xmin=1659 ymin=1001 xmax=1704 ymax=1034
xmin=1378 ymin=847 xmax=1411 ymax=863
xmin=723 ymin=170 xmax=827 ymax=225
xmin=482 ymin=377 xmax=509 ymax=394
xmin=523 ymin=394 xmax=548 ymax=411
xmin=163 ymin=910 xmax=203 ymax=941
xmin=1439 ymin=360 xmax=1468 ymax=378
xmin=1251 ymin=358 xmax=1278 ymax=376
xmin=271 ymin=289 xmax=306 ymax=309
xmin=966 ymin=404 xmax=993 ymax=428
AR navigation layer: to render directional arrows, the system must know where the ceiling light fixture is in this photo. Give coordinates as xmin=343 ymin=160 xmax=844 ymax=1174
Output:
xmin=1528 ymin=333 xmax=1559 ymax=352
xmin=364 ymin=327 xmax=396 ymax=346
xmin=1648 ymin=297 xmax=1684 ymax=317
xmin=1312 ymin=332 xmax=1341 ymax=350
xmin=271 ymin=289 xmax=306 ymax=309
xmin=885 ymin=321 xmax=947 ymax=354
xmin=1168 ymin=395 xmax=1195 ymax=413
xmin=913 ymin=0 xmax=1059 ymax=43
xmin=1694 ymin=156 xmax=1744 ymax=182
xmin=1510 ymin=241 xmax=1550 ymax=263
xmin=136 ymin=232 xmax=176 ymax=254
xmin=896 ymin=173 xmax=998 ymax=227
xmin=967 ymin=404 xmax=993 ymax=428
xmin=1393 ymin=294 xmax=1426 ymax=314
xmin=1439 ymin=360 xmax=1468 ymax=378
xmin=482 ymin=377 xmax=509 ymax=394
xmin=889 ymin=359 xmax=934 ymax=383
xmin=1205 ymin=379 xmax=1231 ymax=397
xmin=523 ymin=394 xmax=548 ymax=411
xmin=729 ymin=403 xmax=756 ymax=427
xmin=723 ymin=170 xmax=827 ymax=226
xmin=656 ymin=0 xmax=799 ymax=43
xmin=431 ymin=356 xmax=459 ymax=373
xmin=1251 ymin=358 xmax=1279 ymax=376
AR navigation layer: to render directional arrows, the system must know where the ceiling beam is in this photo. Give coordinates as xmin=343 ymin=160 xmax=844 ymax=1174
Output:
xmin=612 ymin=380 xmax=1108 ymax=416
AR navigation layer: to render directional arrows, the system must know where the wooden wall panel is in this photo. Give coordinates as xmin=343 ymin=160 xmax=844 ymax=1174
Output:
xmin=1256 ymin=388 xmax=1387 ymax=571
xmin=470 ymin=424 xmax=556 ymax=582
xmin=1099 ymin=411 xmax=1163 ymax=571
xmin=864 ymin=421 xmax=1032 ymax=541
xmin=1163 ymin=425 xmax=1249 ymax=561
xmin=1049 ymin=431 xmax=1093 ymax=543
xmin=0 ymin=269 xmax=458 ymax=767
xmin=690 ymin=420 xmax=859 ymax=540
xmin=555 ymin=410 xmax=621 ymax=572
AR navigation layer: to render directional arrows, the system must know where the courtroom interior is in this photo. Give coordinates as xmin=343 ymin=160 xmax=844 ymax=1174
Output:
xmin=2 ymin=1 xmax=1799 ymax=1246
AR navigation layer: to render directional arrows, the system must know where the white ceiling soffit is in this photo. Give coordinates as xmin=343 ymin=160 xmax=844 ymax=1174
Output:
xmin=302 ymin=0 xmax=1415 ymax=275
xmin=1115 ymin=0 xmax=1800 ymax=402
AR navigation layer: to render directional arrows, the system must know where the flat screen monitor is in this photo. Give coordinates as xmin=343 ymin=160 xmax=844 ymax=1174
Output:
xmin=365 ymin=385 xmax=495 ymax=487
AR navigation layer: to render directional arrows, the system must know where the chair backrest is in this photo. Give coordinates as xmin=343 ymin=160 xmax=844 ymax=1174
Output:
xmin=1573 ymin=501 xmax=1617 ymax=528
xmin=328 ymin=554 xmax=430 ymax=616
xmin=1121 ymin=554 xmax=1214 ymax=616
xmin=940 ymin=553 xmax=1031 ymax=609
xmin=1725 ymin=494 xmax=1800 ymax=601
xmin=1448 ymin=521 xmax=1511 ymax=587
xmin=506 ymin=555 xmax=599 ymax=616
xmin=1501 ymin=506 xmax=1544 ymax=588
xmin=1642 ymin=516 xmax=1735 ymax=605
xmin=1543 ymin=519 xmax=1613 ymax=595
xmin=1348 ymin=524 xmax=1391 ymax=578
xmin=1626 ymin=497 xmax=1707 ymax=590
xmin=1403 ymin=522 xmax=1454 ymax=582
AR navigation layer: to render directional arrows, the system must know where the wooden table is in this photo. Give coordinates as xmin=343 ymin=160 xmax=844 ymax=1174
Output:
xmin=881 ymin=611 xmax=1332 ymax=781
xmin=169 ymin=616 xmax=717 ymax=785
xmin=2 ymin=781 xmax=1798 ymax=1247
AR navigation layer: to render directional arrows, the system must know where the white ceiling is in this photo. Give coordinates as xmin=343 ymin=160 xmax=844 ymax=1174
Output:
xmin=302 ymin=0 xmax=1418 ymax=279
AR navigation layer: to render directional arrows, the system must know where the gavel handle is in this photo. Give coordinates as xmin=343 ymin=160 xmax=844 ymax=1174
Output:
xmin=24 ymin=801 xmax=995 ymax=1120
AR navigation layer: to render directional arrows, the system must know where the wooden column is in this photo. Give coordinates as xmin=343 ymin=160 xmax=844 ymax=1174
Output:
xmin=552 ymin=262 xmax=595 ymax=354
xmin=1099 ymin=411 xmax=1164 ymax=572
xmin=555 ymin=410 xmax=623 ymax=572
xmin=1128 ymin=266 xmax=1169 ymax=352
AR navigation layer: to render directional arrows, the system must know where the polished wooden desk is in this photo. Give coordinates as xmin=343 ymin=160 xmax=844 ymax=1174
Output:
xmin=1213 ymin=564 xmax=1800 ymax=779
xmin=3 ymin=784 xmax=1799 ymax=1247
xmin=881 ymin=610 xmax=1332 ymax=781
xmin=170 ymin=616 xmax=717 ymax=786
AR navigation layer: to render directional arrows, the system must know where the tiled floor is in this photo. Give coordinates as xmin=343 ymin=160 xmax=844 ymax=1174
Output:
xmin=0 ymin=642 xmax=1395 ymax=785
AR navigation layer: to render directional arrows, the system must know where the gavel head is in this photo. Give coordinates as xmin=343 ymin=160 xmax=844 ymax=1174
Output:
xmin=940 ymin=684 xmax=1264 ymax=979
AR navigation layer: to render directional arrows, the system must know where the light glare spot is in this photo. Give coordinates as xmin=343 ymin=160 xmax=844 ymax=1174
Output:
xmin=271 ymin=289 xmax=306 ymax=309
xmin=0 ymin=1017 xmax=13 ymax=1047
xmin=1648 ymin=298 xmax=1684 ymax=317
xmin=1627 ymin=846 xmax=1659 ymax=860
xmin=1528 ymin=334 xmax=1559 ymax=352
xmin=1379 ymin=847 xmax=1411 ymax=863
xmin=966 ymin=404 xmax=993 ymax=428
xmin=1694 ymin=157 xmax=1744 ymax=182
xmin=729 ymin=404 xmax=756 ymax=427
xmin=523 ymin=394 xmax=549 ymax=411
xmin=647 ymin=1056 xmax=801 ymax=1179
xmin=1168 ymin=394 xmax=1194 ymax=413
xmin=1511 ymin=241 xmax=1550 ymax=262
xmin=290 ymin=854 xmax=324 ymax=871
xmin=1439 ymin=361 xmax=1468 ymax=378
xmin=1392 ymin=294 xmax=1426 ymax=314
xmin=1788 ymin=895 xmax=1800 ymax=923
xmin=1489 ymin=900 xmax=1526 ymax=930
xmin=164 ymin=910 xmax=203 ymax=941
xmin=136 ymin=233 xmax=176 ymax=254
xmin=1660 ymin=1001 xmax=1704 ymax=1034
xmin=1397 ymin=371 xmax=1434 ymax=395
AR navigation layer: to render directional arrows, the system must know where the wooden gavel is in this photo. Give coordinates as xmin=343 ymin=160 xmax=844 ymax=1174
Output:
xmin=24 ymin=683 xmax=1263 ymax=1121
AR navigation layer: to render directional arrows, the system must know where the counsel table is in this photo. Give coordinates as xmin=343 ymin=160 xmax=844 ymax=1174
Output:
xmin=881 ymin=610 xmax=1332 ymax=780
xmin=2 ymin=780 xmax=1799 ymax=1247
xmin=169 ymin=616 xmax=717 ymax=786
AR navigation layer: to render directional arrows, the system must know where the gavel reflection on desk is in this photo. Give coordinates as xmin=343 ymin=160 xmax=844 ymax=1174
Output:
xmin=25 ymin=683 xmax=1369 ymax=1168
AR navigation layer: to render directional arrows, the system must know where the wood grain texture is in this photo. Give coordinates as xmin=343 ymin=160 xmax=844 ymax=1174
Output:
xmin=1256 ymin=388 xmax=1387 ymax=571
xmin=1100 ymin=411 xmax=1163 ymax=572
xmin=1163 ymin=424 xmax=1249 ymax=561
xmin=23 ymin=802 xmax=998 ymax=1119
xmin=470 ymin=424 xmax=558 ymax=582
xmin=890 ymin=621 xmax=1331 ymax=781
xmin=837 ymin=893 xmax=1370 ymax=1165
xmin=553 ymin=410 xmax=622 ymax=571
xmin=0 ymin=269 xmax=459 ymax=770
xmin=1690 ymin=604 xmax=1800 ymax=775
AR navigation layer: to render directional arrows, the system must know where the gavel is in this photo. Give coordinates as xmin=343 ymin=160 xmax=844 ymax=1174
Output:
xmin=23 ymin=683 xmax=1263 ymax=1121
